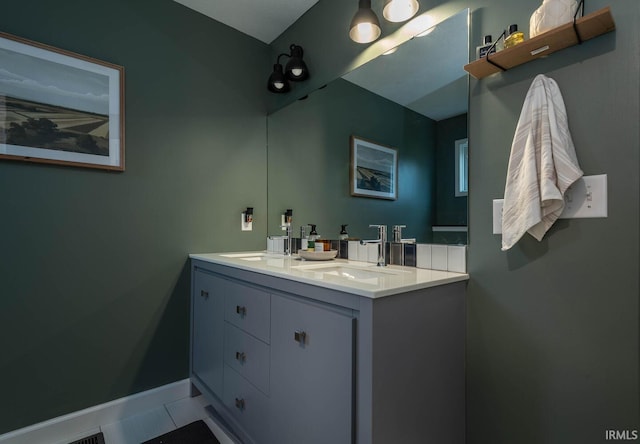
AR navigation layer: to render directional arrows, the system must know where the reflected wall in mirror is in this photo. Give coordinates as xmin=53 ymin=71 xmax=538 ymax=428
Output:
xmin=267 ymin=9 xmax=469 ymax=244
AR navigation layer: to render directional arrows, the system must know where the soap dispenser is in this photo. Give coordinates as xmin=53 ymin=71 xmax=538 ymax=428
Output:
xmin=308 ymin=224 xmax=318 ymax=251
xmin=313 ymin=225 xmax=328 ymax=252
xmin=339 ymin=224 xmax=349 ymax=259
xmin=339 ymin=224 xmax=349 ymax=240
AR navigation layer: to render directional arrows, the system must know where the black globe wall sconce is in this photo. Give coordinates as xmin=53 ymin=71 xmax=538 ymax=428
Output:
xmin=267 ymin=44 xmax=310 ymax=93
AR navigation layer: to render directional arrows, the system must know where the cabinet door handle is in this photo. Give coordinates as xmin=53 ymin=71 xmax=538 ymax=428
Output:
xmin=200 ymin=290 xmax=209 ymax=299
xmin=294 ymin=330 xmax=307 ymax=344
xmin=235 ymin=398 xmax=245 ymax=410
xmin=236 ymin=305 xmax=247 ymax=316
xmin=235 ymin=351 xmax=246 ymax=362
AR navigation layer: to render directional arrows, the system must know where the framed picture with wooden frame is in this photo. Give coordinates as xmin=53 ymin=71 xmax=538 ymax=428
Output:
xmin=350 ymin=135 xmax=397 ymax=200
xmin=0 ymin=31 xmax=125 ymax=171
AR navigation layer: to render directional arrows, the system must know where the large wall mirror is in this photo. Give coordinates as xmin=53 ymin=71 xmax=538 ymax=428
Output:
xmin=267 ymin=8 xmax=469 ymax=244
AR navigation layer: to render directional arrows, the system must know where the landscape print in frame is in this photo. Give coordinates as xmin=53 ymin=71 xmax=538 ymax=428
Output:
xmin=0 ymin=31 xmax=124 ymax=171
xmin=350 ymin=135 xmax=397 ymax=200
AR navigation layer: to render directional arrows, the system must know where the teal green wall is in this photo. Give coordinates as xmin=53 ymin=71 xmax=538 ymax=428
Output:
xmin=435 ymin=113 xmax=468 ymax=227
xmin=275 ymin=0 xmax=639 ymax=442
xmin=466 ymin=1 xmax=639 ymax=441
xmin=267 ymin=79 xmax=436 ymax=241
xmin=433 ymin=113 xmax=468 ymax=245
xmin=0 ymin=0 xmax=268 ymax=433
xmin=2 ymin=0 xmax=638 ymax=440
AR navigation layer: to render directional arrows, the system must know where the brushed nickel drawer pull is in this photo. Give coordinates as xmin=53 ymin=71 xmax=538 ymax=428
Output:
xmin=200 ymin=290 xmax=209 ymax=299
xmin=294 ymin=330 xmax=307 ymax=344
xmin=235 ymin=398 xmax=245 ymax=410
xmin=235 ymin=351 xmax=246 ymax=362
xmin=236 ymin=305 xmax=247 ymax=316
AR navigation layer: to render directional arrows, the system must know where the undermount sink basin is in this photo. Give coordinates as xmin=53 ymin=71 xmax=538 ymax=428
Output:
xmin=220 ymin=252 xmax=267 ymax=258
xmin=294 ymin=264 xmax=407 ymax=281
xmin=219 ymin=252 xmax=280 ymax=262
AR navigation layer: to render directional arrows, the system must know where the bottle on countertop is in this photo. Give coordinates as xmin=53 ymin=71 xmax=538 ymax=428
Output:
xmin=308 ymin=224 xmax=318 ymax=251
xmin=339 ymin=224 xmax=349 ymax=240
xmin=504 ymin=24 xmax=525 ymax=48
xmin=315 ymin=234 xmax=329 ymax=252
xmin=300 ymin=225 xmax=308 ymax=251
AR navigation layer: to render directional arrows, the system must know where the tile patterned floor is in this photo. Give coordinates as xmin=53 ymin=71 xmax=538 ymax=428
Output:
xmin=71 ymin=396 xmax=233 ymax=444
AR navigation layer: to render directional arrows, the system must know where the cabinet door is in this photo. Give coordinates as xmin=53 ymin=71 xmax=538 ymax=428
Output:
xmin=192 ymin=270 xmax=225 ymax=396
xmin=270 ymin=294 xmax=354 ymax=444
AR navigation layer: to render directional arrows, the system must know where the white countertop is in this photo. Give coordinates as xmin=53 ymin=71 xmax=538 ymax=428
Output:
xmin=189 ymin=251 xmax=469 ymax=298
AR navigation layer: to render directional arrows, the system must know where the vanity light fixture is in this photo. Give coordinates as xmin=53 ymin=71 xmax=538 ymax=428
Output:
xmin=349 ymin=0 xmax=420 ymax=43
xmin=383 ymin=0 xmax=420 ymax=23
xmin=244 ymin=207 xmax=253 ymax=223
xmin=349 ymin=0 xmax=382 ymax=43
xmin=267 ymin=63 xmax=289 ymax=93
xmin=267 ymin=44 xmax=310 ymax=93
xmin=285 ymin=45 xmax=309 ymax=81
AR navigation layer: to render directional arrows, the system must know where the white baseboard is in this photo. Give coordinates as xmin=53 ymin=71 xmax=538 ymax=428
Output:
xmin=0 ymin=379 xmax=191 ymax=444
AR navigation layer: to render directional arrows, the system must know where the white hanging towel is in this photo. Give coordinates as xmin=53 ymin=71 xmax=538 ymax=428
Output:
xmin=501 ymin=74 xmax=583 ymax=251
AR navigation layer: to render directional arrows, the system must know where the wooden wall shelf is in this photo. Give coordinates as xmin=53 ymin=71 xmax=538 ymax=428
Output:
xmin=464 ymin=6 xmax=615 ymax=79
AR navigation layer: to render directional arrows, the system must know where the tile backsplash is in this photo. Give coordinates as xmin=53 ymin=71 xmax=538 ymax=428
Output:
xmin=268 ymin=238 xmax=467 ymax=273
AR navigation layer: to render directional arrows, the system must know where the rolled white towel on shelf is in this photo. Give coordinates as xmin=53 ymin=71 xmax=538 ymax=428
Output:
xmin=530 ymin=0 xmax=579 ymax=38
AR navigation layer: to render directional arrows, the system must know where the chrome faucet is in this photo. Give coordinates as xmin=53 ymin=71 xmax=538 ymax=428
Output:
xmin=278 ymin=209 xmax=294 ymax=256
xmin=392 ymin=224 xmax=416 ymax=243
xmin=392 ymin=225 xmax=405 ymax=243
xmin=280 ymin=223 xmax=293 ymax=256
xmin=360 ymin=224 xmax=387 ymax=266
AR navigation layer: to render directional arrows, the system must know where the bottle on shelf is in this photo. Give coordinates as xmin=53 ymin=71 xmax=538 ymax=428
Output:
xmin=504 ymin=24 xmax=525 ymax=48
xmin=476 ymin=35 xmax=497 ymax=59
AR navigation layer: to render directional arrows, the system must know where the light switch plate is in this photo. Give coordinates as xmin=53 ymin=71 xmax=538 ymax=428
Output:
xmin=560 ymin=174 xmax=608 ymax=219
xmin=493 ymin=199 xmax=504 ymax=234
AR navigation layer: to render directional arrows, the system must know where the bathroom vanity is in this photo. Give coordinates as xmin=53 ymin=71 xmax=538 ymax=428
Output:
xmin=189 ymin=252 xmax=468 ymax=444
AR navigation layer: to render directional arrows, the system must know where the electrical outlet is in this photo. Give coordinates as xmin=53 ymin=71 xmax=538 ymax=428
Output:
xmin=560 ymin=174 xmax=608 ymax=219
xmin=492 ymin=175 xmax=606 ymax=236
xmin=493 ymin=199 xmax=504 ymax=234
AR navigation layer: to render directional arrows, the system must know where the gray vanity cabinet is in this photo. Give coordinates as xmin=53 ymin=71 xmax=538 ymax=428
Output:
xmin=190 ymin=258 xmax=465 ymax=444
xmin=191 ymin=269 xmax=225 ymax=396
xmin=269 ymin=293 xmax=354 ymax=444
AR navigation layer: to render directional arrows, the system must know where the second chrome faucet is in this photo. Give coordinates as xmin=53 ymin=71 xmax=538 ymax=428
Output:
xmin=360 ymin=224 xmax=387 ymax=266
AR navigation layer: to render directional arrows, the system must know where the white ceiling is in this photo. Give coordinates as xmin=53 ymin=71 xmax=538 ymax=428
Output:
xmin=173 ymin=0 xmax=319 ymax=44
xmin=173 ymin=0 xmax=468 ymax=121
xmin=342 ymin=9 xmax=469 ymax=121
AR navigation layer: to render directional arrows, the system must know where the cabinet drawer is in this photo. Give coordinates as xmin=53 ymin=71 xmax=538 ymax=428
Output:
xmin=223 ymin=365 xmax=270 ymax=443
xmin=224 ymin=323 xmax=270 ymax=395
xmin=224 ymin=282 xmax=270 ymax=343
